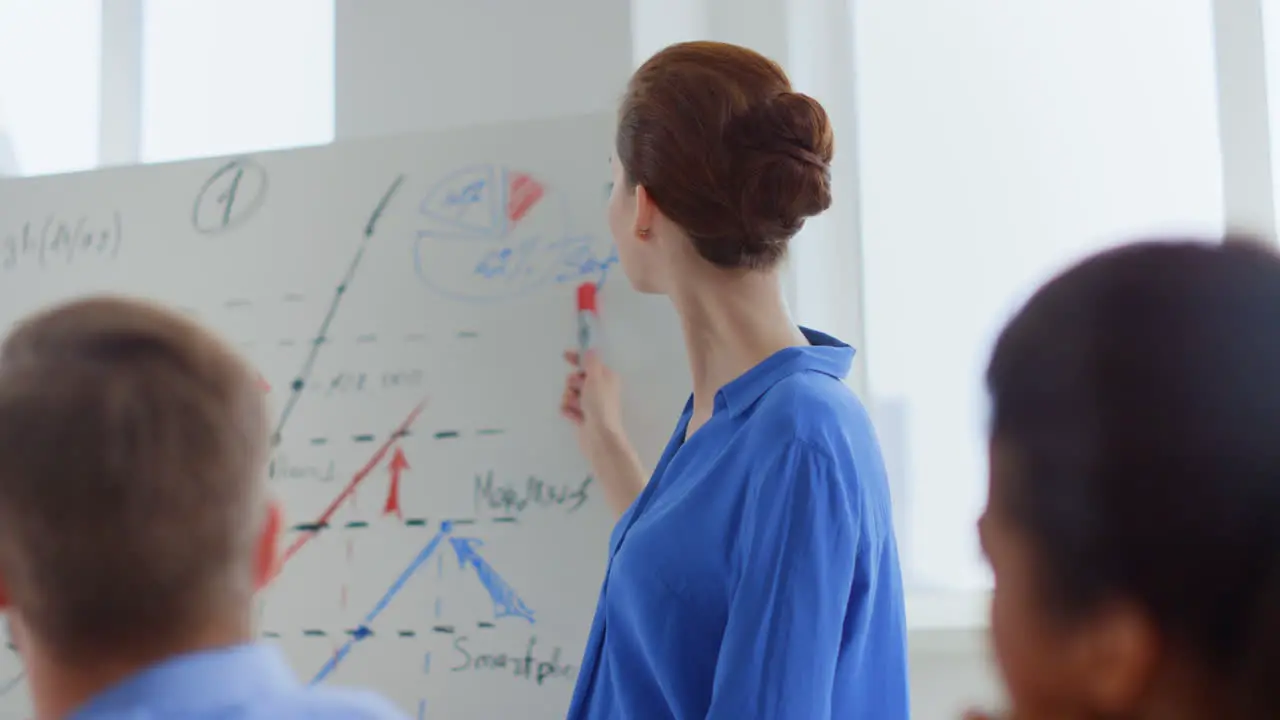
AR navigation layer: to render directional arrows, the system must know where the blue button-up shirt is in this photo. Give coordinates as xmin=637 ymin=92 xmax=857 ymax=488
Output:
xmin=567 ymin=328 xmax=910 ymax=719
xmin=69 ymin=644 xmax=407 ymax=719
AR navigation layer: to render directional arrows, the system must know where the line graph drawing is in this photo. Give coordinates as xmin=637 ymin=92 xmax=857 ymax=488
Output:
xmin=256 ymin=173 xmax=416 ymax=653
xmin=308 ymin=520 xmax=537 ymax=684
xmin=262 ymin=171 xmax=418 ymax=579
xmin=269 ymin=174 xmax=406 ymax=450
xmin=239 ymin=167 xmax=551 ymax=705
xmin=272 ymin=399 xmax=426 ymax=579
xmin=311 ymin=521 xmax=455 ymax=684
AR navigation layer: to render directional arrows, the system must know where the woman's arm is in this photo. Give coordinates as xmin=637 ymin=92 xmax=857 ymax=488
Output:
xmin=583 ymin=425 xmax=647 ymax=515
xmin=560 ymin=349 xmax=647 ymax=516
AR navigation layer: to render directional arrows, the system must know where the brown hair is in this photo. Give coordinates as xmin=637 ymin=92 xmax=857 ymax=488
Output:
xmin=0 ymin=296 xmax=268 ymax=661
xmin=617 ymin=41 xmax=835 ymax=270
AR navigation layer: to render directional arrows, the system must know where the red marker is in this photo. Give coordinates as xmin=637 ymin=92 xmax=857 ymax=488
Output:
xmin=576 ymin=282 xmax=598 ymax=368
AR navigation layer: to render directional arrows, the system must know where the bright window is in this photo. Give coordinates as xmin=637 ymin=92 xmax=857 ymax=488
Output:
xmin=141 ymin=0 xmax=335 ymax=163
xmin=856 ymin=0 xmax=1224 ymax=591
xmin=0 ymin=0 xmax=102 ymax=176
xmin=1263 ymin=0 xmax=1280 ymax=220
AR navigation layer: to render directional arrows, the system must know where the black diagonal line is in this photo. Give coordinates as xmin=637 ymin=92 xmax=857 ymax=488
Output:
xmin=269 ymin=174 xmax=407 ymax=450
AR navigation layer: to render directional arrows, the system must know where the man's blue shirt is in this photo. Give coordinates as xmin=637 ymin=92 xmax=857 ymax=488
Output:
xmin=69 ymin=644 xmax=406 ymax=719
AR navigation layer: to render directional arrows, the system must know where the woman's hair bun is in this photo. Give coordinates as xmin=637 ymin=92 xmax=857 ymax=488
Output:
xmin=617 ymin=41 xmax=838 ymax=270
xmin=724 ymin=92 xmax=835 ymax=265
xmin=748 ymin=92 xmax=836 ymax=168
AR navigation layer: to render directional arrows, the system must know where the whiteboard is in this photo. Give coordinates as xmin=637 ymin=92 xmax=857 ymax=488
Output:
xmin=0 ymin=112 xmax=689 ymax=719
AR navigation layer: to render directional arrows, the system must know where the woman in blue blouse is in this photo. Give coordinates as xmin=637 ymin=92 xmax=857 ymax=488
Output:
xmin=558 ymin=41 xmax=909 ymax=719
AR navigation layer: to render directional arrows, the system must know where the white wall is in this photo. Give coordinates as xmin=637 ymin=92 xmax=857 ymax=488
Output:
xmin=910 ymin=632 xmax=1003 ymax=719
xmin=335 ymin=0 xmax=631 ymax=138
xmin=0 ymin=0 xmax=101 ymax=176
xmin=858 ymin=1 xmax=1223 ymax=716
xmin=141 ymin=1 xmax=333 ymax=163
xmin=858 ymin=0 xmax=1224 ymax=596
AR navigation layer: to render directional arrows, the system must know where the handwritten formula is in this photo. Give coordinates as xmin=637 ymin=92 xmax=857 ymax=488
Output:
xmin=0 ymin=212 xmax=122 ymax=271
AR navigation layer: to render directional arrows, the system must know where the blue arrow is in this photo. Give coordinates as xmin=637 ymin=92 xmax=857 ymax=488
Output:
xmin=311 ymin=520 xmax=454 ymax=684
xmin=448 ymin=537 xmax=535 ymax=623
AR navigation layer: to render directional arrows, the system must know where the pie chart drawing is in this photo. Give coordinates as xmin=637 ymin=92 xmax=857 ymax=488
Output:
xmin=416 ymin=165 xmax=547 ymax=241
xmin=414 ymin=164 xmax=571 ymax=302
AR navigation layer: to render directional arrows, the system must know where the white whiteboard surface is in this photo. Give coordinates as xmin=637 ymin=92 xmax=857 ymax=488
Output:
xmin=0 ymin=112 xmax=689 ymax=719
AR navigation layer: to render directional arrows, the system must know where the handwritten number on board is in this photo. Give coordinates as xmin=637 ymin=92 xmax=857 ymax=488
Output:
xmin=218 ymin=166 xmax=245 ymax=228
xmin=192 ymin=159 xmax=268 ymax=234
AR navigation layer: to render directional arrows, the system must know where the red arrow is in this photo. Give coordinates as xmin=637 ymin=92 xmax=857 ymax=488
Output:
xmin=383 ymin=447 xmax=410 ymax=519
xmin=272 ymin=399 xmax=427 ymax=583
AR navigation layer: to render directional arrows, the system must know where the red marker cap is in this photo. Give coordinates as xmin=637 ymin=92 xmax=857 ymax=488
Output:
xmin=577 ymin=282 xmax=597 ymax=313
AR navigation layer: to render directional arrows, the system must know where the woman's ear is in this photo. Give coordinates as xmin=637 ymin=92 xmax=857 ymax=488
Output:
xmin=633 ymin=184 xmax=657 ymax=241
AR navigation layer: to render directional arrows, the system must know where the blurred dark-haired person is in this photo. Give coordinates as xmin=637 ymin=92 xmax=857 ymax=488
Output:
xmin=967 ymin=238 xmax=1280 ymax=720
xmin=560 ymin=41 xmax=908 ymax=719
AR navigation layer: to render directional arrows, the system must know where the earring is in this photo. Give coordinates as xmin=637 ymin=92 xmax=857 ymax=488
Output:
xmin=638 ymin=228 xmax=651 ymax=238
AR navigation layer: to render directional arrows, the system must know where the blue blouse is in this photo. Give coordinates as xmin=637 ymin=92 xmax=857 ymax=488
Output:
xmin=566 ymin=328 xmax=910 ymax=719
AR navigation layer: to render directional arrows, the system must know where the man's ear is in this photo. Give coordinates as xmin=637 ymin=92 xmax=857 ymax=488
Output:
xmin=253 ymin=499 xmax=284 ymax=592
